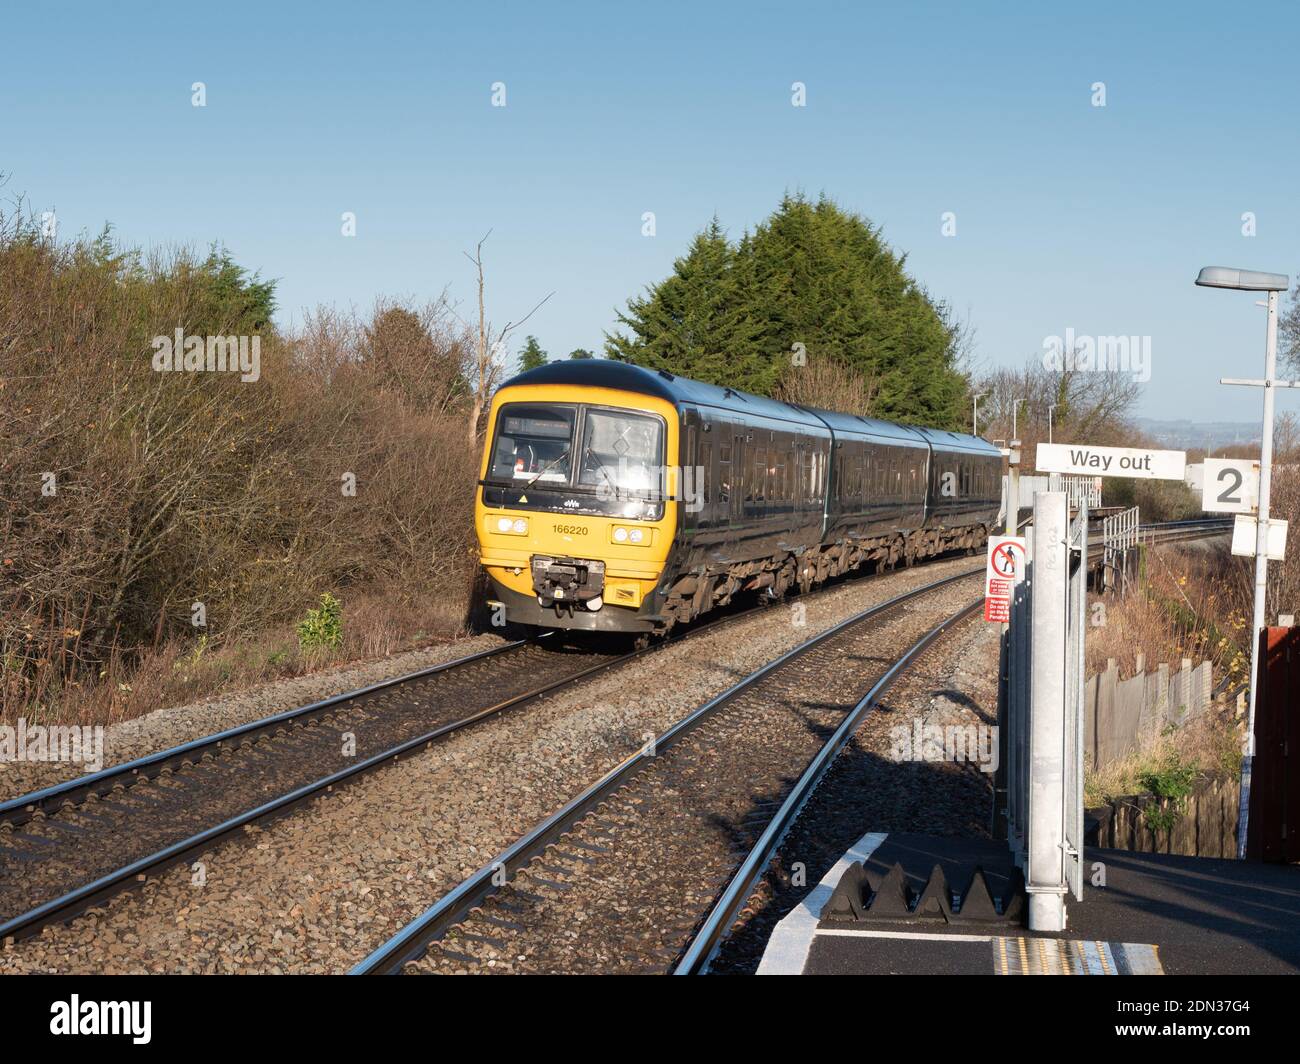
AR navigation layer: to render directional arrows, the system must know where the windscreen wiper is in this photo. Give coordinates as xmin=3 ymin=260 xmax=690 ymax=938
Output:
xmin=524 ymin=449 xmax=570 ymax=489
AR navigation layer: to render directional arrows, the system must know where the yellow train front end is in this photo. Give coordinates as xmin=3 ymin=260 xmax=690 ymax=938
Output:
xmin=475 ymin=375 xmax=679 ymax=634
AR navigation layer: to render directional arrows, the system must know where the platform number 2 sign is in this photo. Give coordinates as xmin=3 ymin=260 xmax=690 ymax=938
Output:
xmin=1202 ymin=459 xmax=1259 ymax=515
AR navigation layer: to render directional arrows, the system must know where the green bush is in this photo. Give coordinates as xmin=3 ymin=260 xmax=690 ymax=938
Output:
xmin=1138 ymin=752 xmax=1198 ymax=832
xmin=296 ymin=593 xmax=343 ymax=651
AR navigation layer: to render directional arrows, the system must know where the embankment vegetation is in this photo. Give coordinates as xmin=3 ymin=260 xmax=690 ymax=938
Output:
xmin=1 ymin=208 xmax=481 ymax=722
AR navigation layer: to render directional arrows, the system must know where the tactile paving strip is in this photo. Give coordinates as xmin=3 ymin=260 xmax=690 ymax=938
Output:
xmin=993 ymin=937 xmax=1162 ymax=975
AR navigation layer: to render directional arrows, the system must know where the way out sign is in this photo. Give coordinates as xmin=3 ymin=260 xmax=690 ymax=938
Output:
xmin=984 ymin=535 xmax=1026 ymax=623
xmin=1036 ymin=442 xmax=1186 ymax=481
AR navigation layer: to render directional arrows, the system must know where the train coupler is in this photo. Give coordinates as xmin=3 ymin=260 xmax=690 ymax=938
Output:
xmin=531 ymin=555 xmax=607 ymax=611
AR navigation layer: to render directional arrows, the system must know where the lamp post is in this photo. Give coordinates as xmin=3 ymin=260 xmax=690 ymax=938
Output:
xmin=973 ymin=391 xmax=989 ymax=437
xmin=1195 ymin=265 xmax=1291 ymax=859
xmin=1048 ymin=403 xmax=1057 ymax=444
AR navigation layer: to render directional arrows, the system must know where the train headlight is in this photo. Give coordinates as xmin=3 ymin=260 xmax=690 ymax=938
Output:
xmin=611 ymin=526 xmax=649 ymax=546
xmin=496 ymin=517 xmax=513 ymax=532
xmin=490 ymin=516 xmax=528 ymax=536
xmin=512 ymin=518 xmax=527 ymax=534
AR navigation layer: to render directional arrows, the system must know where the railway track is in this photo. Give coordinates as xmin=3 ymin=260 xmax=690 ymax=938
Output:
xmin=351 ymin=516 xmax=1231 ymax=975
xmin=0 ymin=552 xmax=988 ymax=947
xmin=352 ymin=571 xmax=983 ymax=974
xmin=0 ymin=516 xmax=1228 ymax=961
xmin=0 ymin=634 xmax=674 ymax=943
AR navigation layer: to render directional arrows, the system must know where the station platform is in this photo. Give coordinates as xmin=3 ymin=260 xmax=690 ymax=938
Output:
xmin=757 ymin=832 xmax=1300 ymax=975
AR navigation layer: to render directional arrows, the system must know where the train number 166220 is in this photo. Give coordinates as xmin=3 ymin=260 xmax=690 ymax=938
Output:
xmin=553 ymin=524 xmax=587 ymax=536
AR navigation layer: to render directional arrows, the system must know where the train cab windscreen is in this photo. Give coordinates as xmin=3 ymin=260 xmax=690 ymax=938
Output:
xmin=488 ymin=404 xmax=577 ymax=484
xmin=487 ymin=403 xmax=663 ymax=499
xmin=577 ymin=409 xmax=662 ymax=498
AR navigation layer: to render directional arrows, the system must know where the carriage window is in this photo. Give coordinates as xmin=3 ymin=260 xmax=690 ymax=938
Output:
xmin=488 ymin=403 xmax=576 ymax=483
xmin=719 ymin=437 xmax=732 ymax=504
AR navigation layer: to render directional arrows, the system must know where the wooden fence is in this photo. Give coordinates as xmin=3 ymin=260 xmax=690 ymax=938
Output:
xmin=1089 ymin=775 xmax=1239 ymax=858
xmin=1085 ymin=656 xmax=1213 ymax=771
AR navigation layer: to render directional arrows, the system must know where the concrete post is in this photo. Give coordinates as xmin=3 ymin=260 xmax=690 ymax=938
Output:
xmin=1028 ymin=491 xmax=1068 ymax=931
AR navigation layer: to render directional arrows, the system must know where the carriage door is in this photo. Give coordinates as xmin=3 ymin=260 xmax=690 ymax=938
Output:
xmin=730 ymin=425 xmax=747 ymax=525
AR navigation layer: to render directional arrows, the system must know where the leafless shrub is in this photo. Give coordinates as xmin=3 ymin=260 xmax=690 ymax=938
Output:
xmin=0 ymin=211 xmax=481 ymax=721
xmin=775 ymin=355 xmax=879 ymax=415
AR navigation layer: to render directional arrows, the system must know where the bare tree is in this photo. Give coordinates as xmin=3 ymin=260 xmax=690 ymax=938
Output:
xmin=974 ymin=353 xmax=1141 ymax=458
xmin=464 ymin=231 xmax=553 ymax=450
xmin=775 ymin=355 xmax=879 ymax=415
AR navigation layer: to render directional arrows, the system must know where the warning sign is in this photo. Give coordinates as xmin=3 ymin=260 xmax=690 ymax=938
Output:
xmin=984 ymin=535 xmax=1026 ymax=623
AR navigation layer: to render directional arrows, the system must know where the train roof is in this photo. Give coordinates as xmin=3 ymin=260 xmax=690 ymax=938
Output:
xmin=503 ymin=359 xmax=822 ymax=427
xmin=909 ymin=426 xmax=1004 ymax=457
xmin=500 ymin=359 xmax=1000 ymax=454
xmin=802 ymin=407 xmax=929 ymax=447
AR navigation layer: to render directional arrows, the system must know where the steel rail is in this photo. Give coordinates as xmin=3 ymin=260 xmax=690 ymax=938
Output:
xmin=2 ymin=563 xmax=979 ymax=944
xmin=0 ymin=640 xmax=630 ymax=944
xmin=0 ymin=636 xmax=539 ymax=827
xmin=350 ymin=567 xmax=983 ymax=975
xmin=671 ymin=516 xmax=1231 ymax=974
xmin=1 ymin=518 xmax=1220 ymax=830
xmin=0 ymin=519 xmax=1225 ymax=950
xmin=674 ymin=597 xmax=983 ymax=974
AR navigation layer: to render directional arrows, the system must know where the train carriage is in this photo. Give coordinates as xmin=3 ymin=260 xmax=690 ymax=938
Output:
xmin=475 ymin=360 xmax=1002 ymax=635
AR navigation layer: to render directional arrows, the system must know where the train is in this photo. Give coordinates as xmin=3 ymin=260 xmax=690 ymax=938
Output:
xmin=475 ymin=360 xmax=1004 ymax=635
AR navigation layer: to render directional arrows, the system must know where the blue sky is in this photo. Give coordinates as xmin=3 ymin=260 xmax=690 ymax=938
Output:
xmin=3 ymin=0 xmax=1297 ymax=423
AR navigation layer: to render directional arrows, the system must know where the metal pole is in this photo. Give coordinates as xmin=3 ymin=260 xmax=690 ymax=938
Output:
xmin=1236 ymin=289 xmax=1280 ymax=859
xmin=1048 ymin=404 xmax=1055 ymax=444
xmin=1005 ymin=442 xmax=1020 ymax=535
xmin=1028 ymin=491 xmax=1068 ymax=930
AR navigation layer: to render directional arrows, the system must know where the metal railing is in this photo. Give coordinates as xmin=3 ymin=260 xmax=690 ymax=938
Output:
xmin=1102 ymin=505 xmax=1140 ymax=593
xmin=1049 ymin=473 xmax=1102 ymax=509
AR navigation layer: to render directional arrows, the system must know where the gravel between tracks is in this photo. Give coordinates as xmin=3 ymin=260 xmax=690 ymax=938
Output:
xmin=711 ymin=611 xmax=1002 ymax=973
xmin=1 ymin=557 xmax=981 ymax=974
xmin=405 ymin=589 xmax=981 ymax=974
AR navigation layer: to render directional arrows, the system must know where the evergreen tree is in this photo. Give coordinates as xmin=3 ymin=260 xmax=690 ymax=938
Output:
xmin=605 ymin=218 xmax=768 ymax=385
xmin=569 ymin=348 xmax=595 ymax=359
xmin=605 ymin=195 xmax=967 ymax=428
xmin=519 ymin=335 xmax=548 ymax=371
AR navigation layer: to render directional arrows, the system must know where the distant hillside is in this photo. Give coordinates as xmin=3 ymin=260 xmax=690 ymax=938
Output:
xmin=1135 ymin=418 xmax=1259 ymax=451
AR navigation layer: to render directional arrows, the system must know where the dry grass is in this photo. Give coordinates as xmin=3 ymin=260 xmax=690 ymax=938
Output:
xmin=1085 ymin=702 xmax=1242 ymax=807
xmin=1083 ymin=534 xmax=1253 ymax=808
xmin=1086 ymin=542 xmax=1252 ymax=688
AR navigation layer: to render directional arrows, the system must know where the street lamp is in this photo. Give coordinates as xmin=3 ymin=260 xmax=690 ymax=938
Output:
xmin=973 ymin=391 xmax=989 ymax=436
xmin=1048 ymin=403 xmax=1057 ymax=444
xmin=1195 ymin=264 xmax=1290 ymax=859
